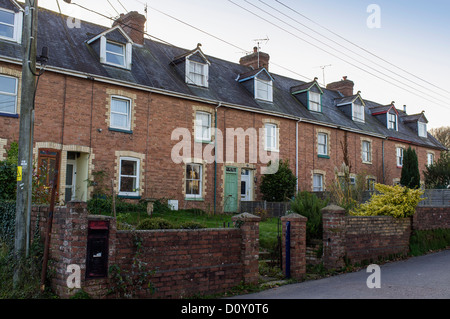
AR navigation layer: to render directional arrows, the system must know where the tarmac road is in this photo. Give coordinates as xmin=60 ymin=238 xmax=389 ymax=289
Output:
xmin=232 ymin=249 xmax=450 ymax=299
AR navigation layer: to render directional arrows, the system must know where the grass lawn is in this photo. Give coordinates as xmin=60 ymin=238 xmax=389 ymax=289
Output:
xmin=115 ymin=208 xmax=280 ymax=252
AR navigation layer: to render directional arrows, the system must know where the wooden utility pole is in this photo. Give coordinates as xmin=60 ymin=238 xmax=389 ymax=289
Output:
xmin=14 ymin=0 xmax=38 ymax=286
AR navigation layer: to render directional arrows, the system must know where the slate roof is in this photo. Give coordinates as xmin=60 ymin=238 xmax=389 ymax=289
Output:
xmin=0 ymin=1 xmax=446 ymax=151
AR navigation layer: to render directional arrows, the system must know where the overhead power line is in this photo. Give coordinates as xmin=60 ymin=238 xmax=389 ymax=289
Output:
xmin=228 ymin=0 xmax=450 ymax=110
xmin=274 ymin=0 xmax=450 ymax=96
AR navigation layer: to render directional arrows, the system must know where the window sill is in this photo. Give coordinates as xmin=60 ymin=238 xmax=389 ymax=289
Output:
xmin=0 ymin=112 xmax=19 ymax=118
xmin=118 ymin=195 xmax=141 ymax=200
xmin=264 ymin=148 xmax=279 ymax=153
xmin=109 ymin=127 xmax=133 ymax=134
xmin=362 ymin=161 xmax=372 ymax=165
xmin=185 ymin=197 xmax=204 ymax=201
xmin=318 ymin=154 xmax=330 ymax=159
xmin=194 ymin=139 xmax=213 ymax=144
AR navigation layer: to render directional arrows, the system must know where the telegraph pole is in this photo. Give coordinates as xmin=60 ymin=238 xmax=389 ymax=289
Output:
xmin=14 ymin=0 xmax=38 ymax=286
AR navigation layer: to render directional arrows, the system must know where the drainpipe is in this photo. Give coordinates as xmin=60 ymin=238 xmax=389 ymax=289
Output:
xmin=214 ymin=102 xmax=222 ymax=214
xmin=382 ymin=138 xmax=386 ymax=184
xmin=295 ymin=119 xmax=302 ymax=192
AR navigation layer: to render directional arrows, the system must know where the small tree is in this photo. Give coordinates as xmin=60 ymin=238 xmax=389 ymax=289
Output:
xmin=400 ymin=147 xmax=420 ymax=189
xmin=424 ymin=152 xmax=450 ymax=189
xmin=260 ymin=159 xmax=297 ymax=202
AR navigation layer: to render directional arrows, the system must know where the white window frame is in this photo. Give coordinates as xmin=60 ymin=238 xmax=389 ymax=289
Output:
xmin=100 ymin=36 xmax=132 ymax=69
xmin=418 ymin=122 xmax=427 ymax=138
xmin=367 ymin=178 xmax=376 ymax=191
xmin=309 ymin=91 xmax=321 ymax=112
xmin=388 ymin=113 xmax=397 ymax=130
xmin=318 ymin=133 xmax=328 ymax=156
xmin=352 ymin=103 xmax=365 ymax=122
xmin=0 ymin=74 xmax=18 ymax=115
xmin=427 ymin=153 xmax=434 ymax=166
xmin=195 ymin=111 xmax=212 ymax=142
xmin=255 ymin=78 xmax=273 ymax=102
xmin=362 ymin=140 xmax=372 ymax=163
xmin=0 ymin=8 xmax=22 ymax=43
xmin=396 ymin=147 xmax=404 ymax=167
xmin=110 ymin=96 xmax=132 ymax=131
xmin=186 ymin=60 xmax=208 ymax=87
xmin=264 ymin=123 xmax=278 ymax=151
xmin=118 ymin=157 xmax=140 ymax=197
xmin=185 ymin=163 xmax=203 ymax=199
xmin=313 ymin=174 xmax=323 ymax=192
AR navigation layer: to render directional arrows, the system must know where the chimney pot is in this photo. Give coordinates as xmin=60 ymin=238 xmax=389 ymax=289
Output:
xmin=113 ymin=11 xmax=147 ymax=45
xmin=239 ymin=47 xmax=270 ymax=71
xmin=326 ymin=76 xmax=354 ymax=97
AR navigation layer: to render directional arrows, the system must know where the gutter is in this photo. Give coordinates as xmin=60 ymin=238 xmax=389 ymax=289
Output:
xmin=0 ymin=56 xmax=427 ymax=144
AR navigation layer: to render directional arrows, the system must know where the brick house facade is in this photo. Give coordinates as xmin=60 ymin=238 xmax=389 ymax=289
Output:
xmin=0 ymin=1 xmax=446 ymax=213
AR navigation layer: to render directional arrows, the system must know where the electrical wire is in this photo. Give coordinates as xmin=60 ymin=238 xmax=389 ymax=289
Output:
xmin=259 ymin=0 xmax=450 ymax=102
xmin=228 ymin=0 xmax=450 ymax=110
xmin=274 ymin=0 xmax=450 ymax=96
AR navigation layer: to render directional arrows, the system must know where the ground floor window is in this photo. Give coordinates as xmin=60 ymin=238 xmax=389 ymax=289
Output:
xmin=119 ymin=157 xmax=140 ymax=197
xmin=313 ymin=173 xmax=323 ymax=192
xmin=186 ymin=163 xmax=202 ymax=199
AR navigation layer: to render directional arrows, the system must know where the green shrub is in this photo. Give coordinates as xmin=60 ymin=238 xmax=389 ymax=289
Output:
xmin=290 ymin=191 xmax=329 ymax=242
xmin=136 ymin=217 xmax=175 ymax=230
xmin=179 ymin=221 xmax=206 ymax=229
xmin=410 ymin=229 xmax=450 ymax=256
xmin=260 ymin=159 xmax=297 ymax=202
xmin=351 ymin=184 xmax=424 ymax=218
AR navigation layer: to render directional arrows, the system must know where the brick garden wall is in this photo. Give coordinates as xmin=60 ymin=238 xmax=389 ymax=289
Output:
xmin=32 ymin=202 xmax=261 ymax=299
xmin=413 ymin=206 xmax=450 ymax=230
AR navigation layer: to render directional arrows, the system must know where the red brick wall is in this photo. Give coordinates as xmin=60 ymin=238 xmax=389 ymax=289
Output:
xmin=322 ymin=205 xmax=411 ymax=269
xmin=413 ymin=206 xmax=450 ymax=230
xmin=115 ymin=228 xmax=243 ymax=298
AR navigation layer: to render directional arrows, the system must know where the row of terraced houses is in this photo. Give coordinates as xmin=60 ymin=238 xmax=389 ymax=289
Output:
xmin=0 ymin=0 xmax=446 ymax=213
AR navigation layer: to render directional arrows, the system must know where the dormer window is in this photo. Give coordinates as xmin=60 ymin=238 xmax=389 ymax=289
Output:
xmin=106 ymin=41 xmax=126 ymax=67
xmin=186 ymin=60 xmax=208 ymax=87
xmin=353 ymin=103 xmax=365 ymax=122
xmin=309 ymin=91 xmax=321 ymax=112
xmin=255 ymin=78 xmax=273 ymax=102
xmin=388 ymin=113 xmax=397 ymax=130
xmin=87 ymin=26 xmax=133 ymax=70
xmin=418 ymin=122 xmax=427 ymax=138
xmin=0 ymin=8 xmax=22 ymax=43
xmin=291 ymin=80 xmax=323 ymax=112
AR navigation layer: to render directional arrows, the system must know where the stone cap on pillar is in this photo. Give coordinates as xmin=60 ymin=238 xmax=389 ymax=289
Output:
xmin=231 ymin=212 xmax=261 ymax=222
xmin=281 ymin=213 xmax=307 ymax=221
xmin=321 ymin=205 xmax=346 ymax=214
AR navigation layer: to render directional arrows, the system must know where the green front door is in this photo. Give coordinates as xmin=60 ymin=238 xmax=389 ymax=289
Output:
xmin=224 ymin=167 xmax=238 ymax=213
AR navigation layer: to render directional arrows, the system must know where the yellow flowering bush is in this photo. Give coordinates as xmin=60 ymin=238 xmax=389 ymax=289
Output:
xmin=350 ymin=184 xmax=424 ymax=218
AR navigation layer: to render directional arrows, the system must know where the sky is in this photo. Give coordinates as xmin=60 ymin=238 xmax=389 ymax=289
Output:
xmin=38 ymin=0 xmax=450 ymax=129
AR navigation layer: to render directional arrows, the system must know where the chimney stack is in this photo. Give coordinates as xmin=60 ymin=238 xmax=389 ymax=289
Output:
xmin=326 ymin=76 xmax=354 ymax=97
xmin=113 ymin=11 xmax=147 ymax=45
xmin=239 ymin=47 xmax=270 ymax=71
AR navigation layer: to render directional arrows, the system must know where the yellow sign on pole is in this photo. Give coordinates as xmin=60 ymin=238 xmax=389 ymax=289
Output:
xmin=17 ymin=166 xmax=22 ymax=182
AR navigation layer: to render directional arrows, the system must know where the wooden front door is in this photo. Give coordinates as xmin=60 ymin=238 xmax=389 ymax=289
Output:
xmin=37 ymin=149 xmax=60 ymax=203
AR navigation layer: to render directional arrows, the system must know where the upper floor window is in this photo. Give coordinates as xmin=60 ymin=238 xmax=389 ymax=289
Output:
xmin=195 ymin=111 xmax=211 ymax=142
xmin=0 ymin=9 xmax=14 ymax=40
xmin=418 ymin=122 xmax=427 ymax=138
xmin=388 ymin=113 xmax=397 ymax=130
xmin=0 ymin=8 xmax=21 ymax=43
xmin=255 ymin=78 xmax=273 ymax=102
xmin=264 ymin=123 xmax=278 ymax=151
xmin=427 ymin=153 xmax=434 ymax=166
xmin=318 ymin=133 xmax=328 ymax=156
xmin=187 ymin=60 xmax=208 ymax=87
xmin=353 ymin=103 xmax=365 ymax=122
xmin=309 ymin=91 xmax=321 ymax=112
xmin=0 ymin=74 xmax=17 ymax=115
xmin=110 ymin=96 xmax=131 ymax=131
xmin=362 ymin=140 xmax=372 ymax=163
xmin=396 ymin=147 xmax=404 ymax=167
xmin=106 ymin=41 xmax=126 ymax=67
